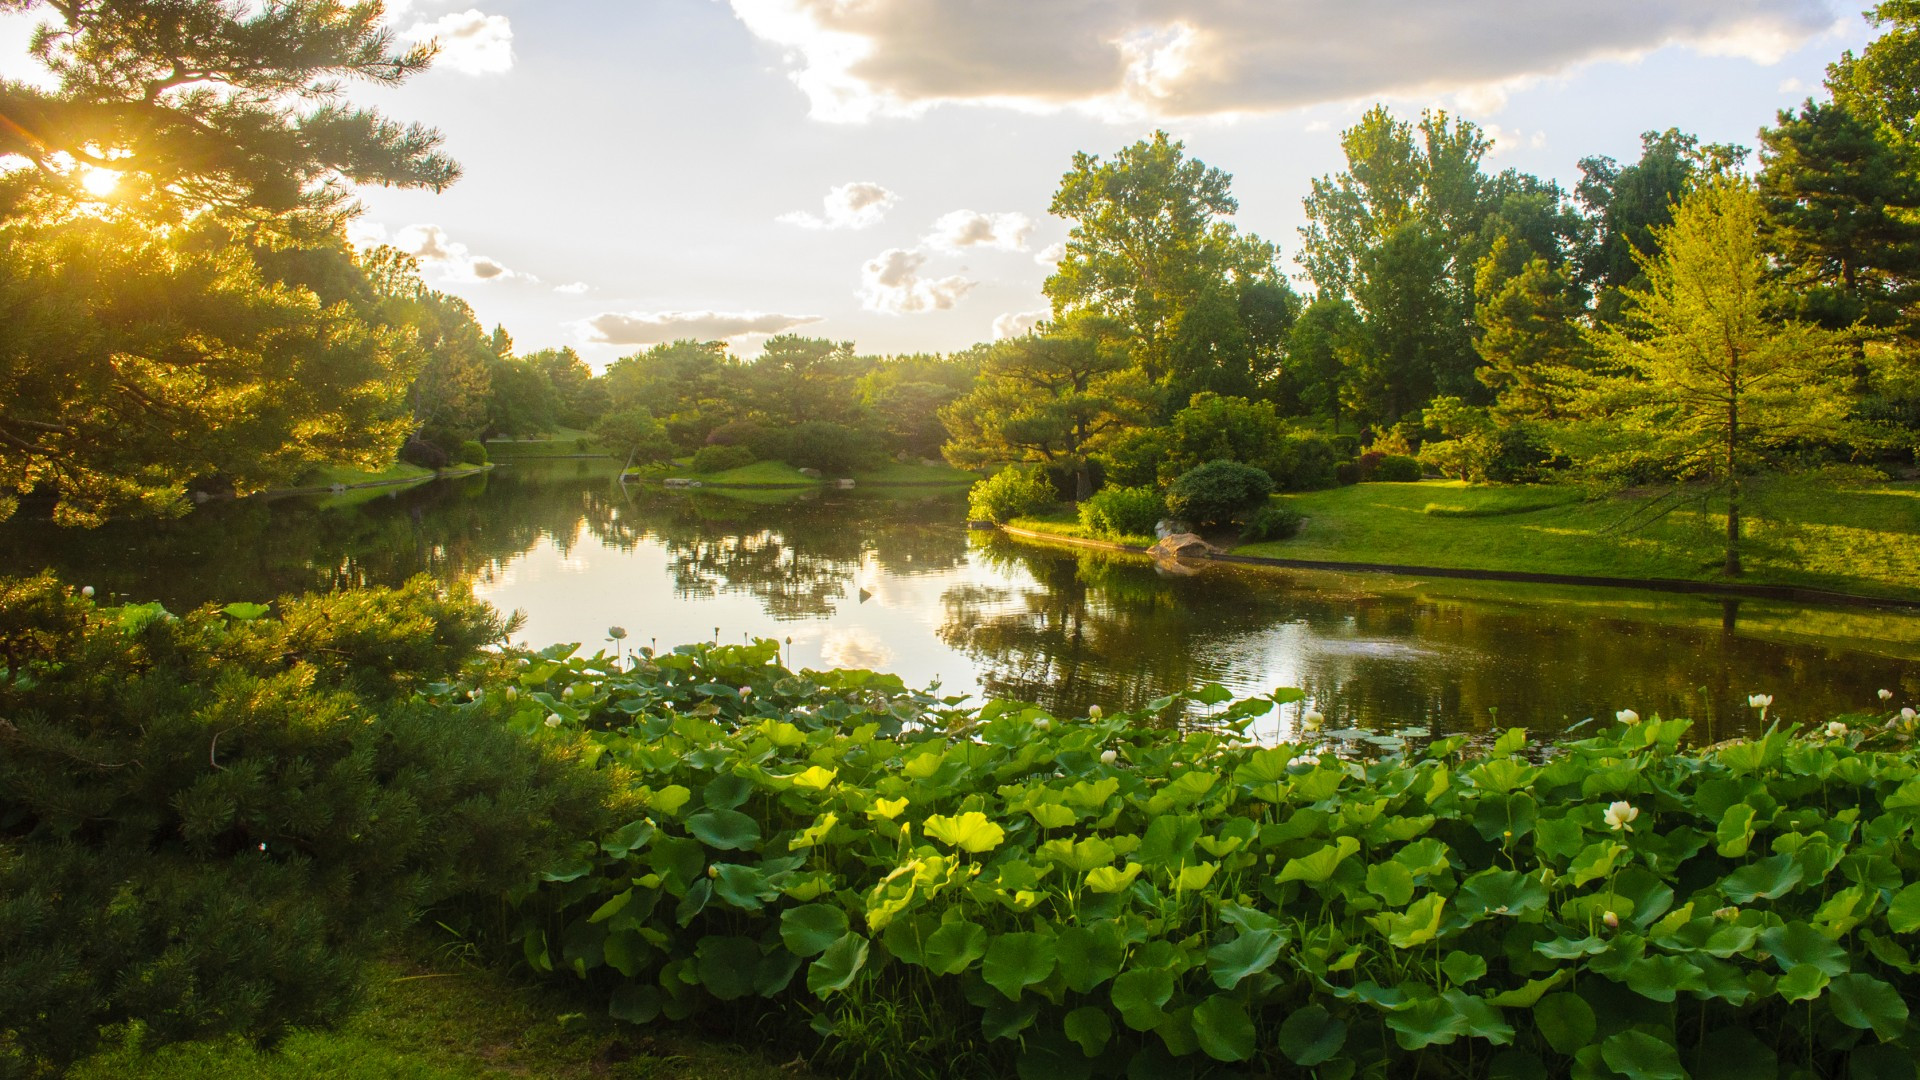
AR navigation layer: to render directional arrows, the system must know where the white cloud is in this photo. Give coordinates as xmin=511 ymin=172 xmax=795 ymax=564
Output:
xmin=1034 ymin=242 xmax=1066 ymax=269
xmin=992 ymin=310 xmax=1048 ymax=339
xmin=554 ymin=281 xmax=591 ymax=294
xmin=778 ymin=181 xmax=898 ymax=229
xmin=858 ymin=248 xmax=975 ymax=314
xmin=402 ymin=9 xmax=513 ymax=75
xmin=925 ymin=209 xmax=1033 ymax=253
xmin=578 ymin=310 xmax=823 ymax=345
xmin=353 ymin=222 xmax=528 ymax=282
xmin=1483 ymin=124 xmax=1548 ymax=158
xmin=727 ymin=0 xmax=1841 ymax=121
xmin=1779 ymin=76 xmax=1807 ymax=93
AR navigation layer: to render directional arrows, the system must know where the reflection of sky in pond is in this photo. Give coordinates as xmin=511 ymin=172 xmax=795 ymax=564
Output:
xmin=3 ymin=463 xmax=1916 ymax=740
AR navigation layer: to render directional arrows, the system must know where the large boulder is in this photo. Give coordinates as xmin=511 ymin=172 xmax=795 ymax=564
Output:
xmin=1148 ymin=533 xmax=1219 ymax=560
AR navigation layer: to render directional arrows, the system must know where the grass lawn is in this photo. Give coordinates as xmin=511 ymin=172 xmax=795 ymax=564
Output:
xmin=689 ymin=460 xmax=820 ymax=486
xmin=484 ymin=428 xmax=603 ymax=458
xmin=855 ymin=461 xmax=976 ymax=486
xmin=1234 ymin=477 xmax=1920 ymax=599
xmin=70 ymin=948 xmax=801 ymax=1080
xmin=297 ymin=462 xmax=435 ymax=489
xmin=1008 ymin=510 xmax=1157 ymax=549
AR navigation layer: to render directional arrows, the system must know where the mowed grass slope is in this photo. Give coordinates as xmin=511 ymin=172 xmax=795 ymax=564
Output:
xmin=1237 ymin=478 xmax=1920 ymax=598
xmin=70 ymin=950 xmax=801 ymax=1080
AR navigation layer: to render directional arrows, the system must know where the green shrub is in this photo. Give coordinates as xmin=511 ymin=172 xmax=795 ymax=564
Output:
xmin=499 ymin=644 xmax=1920 ymax=1079
xmin=1076 ymin=485 xmax=1163 ymax=540
xmin=967 ymin=466 xmax=1056 ymax=523
xmin=1370 ymin=453 xmax=1423 ymax=482
xmin=784 ymin=421 xmax=879 ymax=476
xmin=1239 ymin=501 xmax=1305 ymax=541
xmin=0 ymin=576 xmax=617 ymax=1075
xmin=691 ymin=444 xmax=755 ymax=474
xmin=1164 ymin=460 xmax=1274 ymax=527
xmin=1262 ymin=431 xmax=1340 ymax=491
xmin=1094 ymin=428 xmax=1169 ymax=488
xmin=456 ymin=440 xmax=489 ymax=466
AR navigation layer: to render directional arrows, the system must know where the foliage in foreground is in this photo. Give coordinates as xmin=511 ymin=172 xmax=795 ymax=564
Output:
xmin=491 ymin=640 xmax=1920 ymax=1078
xmin=0 ymin=576 xmax=618 ymax=1076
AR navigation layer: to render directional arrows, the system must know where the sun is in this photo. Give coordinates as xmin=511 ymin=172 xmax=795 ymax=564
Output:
xmin=79 ymin=167 xmax=121 ymax=197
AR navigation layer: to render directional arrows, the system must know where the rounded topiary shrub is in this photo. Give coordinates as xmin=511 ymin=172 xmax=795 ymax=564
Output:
xmin=1077 ymin=485 xmax=1164 ymax=540
xmin=1370 ymin=454 xmax=1423 ymax=482
xmin=1164 ymin=460 xmax=1274 ymax=528
xmin=456 ymin=439 xmax=489 ymax=466
xmin=968 ymin=465 xmax=1056 ymax=523
xmin=691 ymin=443 xmax=755 ymax=474
xmin=1239 ymin=501 xmax=1305 ymax=541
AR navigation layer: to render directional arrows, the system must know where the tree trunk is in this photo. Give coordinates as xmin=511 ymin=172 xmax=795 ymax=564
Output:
xmin=1074 ymin=462 xmax=1093 ymax=502
xmin=1724 ymin=398 xmax=1742 ymax=576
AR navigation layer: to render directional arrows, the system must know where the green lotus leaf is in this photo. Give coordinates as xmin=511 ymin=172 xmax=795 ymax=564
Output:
xmin=1084 ymin=862 xmax=1143 ymax=894
xmin=1531 ymin=992 xmax=1595 ymax=1057
xmin=1039 ymin=836 xmax=1117 ymax=873
xmin=1600 ymin=1030 xmax=1685 ymax=1080
xmin=1366 ymin=862 xmax=1416 ymax=906
xmin=1456 ymin=869 xmax=1548 ymax=921
xmin=1191 ymin=994 xmax=1256 ymax=1062
xmin=694 ymin=935 xmax=760 ymax=1000
xmin=1136 ymin=814 xmax=1204 ymax=867
xmin=1280 ymin=836 xmax=1361 ymax=884
xmin=922 ymin=920 xmax=989 ymax=975
xmin=1441 ymin=951 xmax=1488 ymax=985
xmin=922 ymin=811 xmax=1006 ymax=854
xmin=685 ymin=808 xmax=762 ymax=851
xmin=779 ymin=903 xmax=849 ymax=957
xmin=1277 ymin=1004 xmax=1347 ymax=1066
xmin=1062 ymin=1005 xmax=1113 ymax=1057
xmin=1777 ymin=963 xmax=1829 ymax=1002
xmin=1206 ymin=927 xmax=1287 ymax=989
xmin=1760 ymin=922 xmax=1850 ymax=976
xmin=608 ymin=984 xmax=661 ymax=1025
xmin=1886 ymin=882 xmax=1920 ymax=933
xmin=1110 ymin=967 xmax=1175 ymax=1031
xmin=1828 ymin=973 xmax=1910 ymax=1041
xmin=1057 ymin=923 xmax=1127 ymax=992
xmin=807 ymin=932 xmax=870 ymax=997
xmin=702 ymin=772 xmax=754 ymax=810
xmin=982 ymin=932 xmax=1057 ymax=1000
xmin=1721 ymin=854 xmax=1805 ymax=903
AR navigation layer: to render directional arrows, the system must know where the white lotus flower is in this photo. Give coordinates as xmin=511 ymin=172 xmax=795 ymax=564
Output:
xmin=1603 ymin=910 xmax=1620 ymax=929
xmin=1604 ymin=801 xmax=1639 ymax=832
xmin=1825 ymin=722 xmax=1849 ymax=739
xmin=544 ymin=713 xmax=562 ymax=728
xmin=504 ymin=686 xmax=517 ymax=700
xmin=1302 ymin=710 xmax=1325 ymax=731
xmin=1615 ymin=709 xmax=1640 ymax=725
xmin=1034 ymin=716 xmax=1051 ymax=731
xmin=1088 ymin=705 xmax=1103 ymax=719
xmin=1100 ymin=749 xmax=1118 ymax=765
xmin=562 ymin=685 xmax=575 ymax=700
xmin=1904 ymin=708 xmax=1918 ymax=724
xmin=1880 ymin=689 xmax=1895 ymax=702
xmin=1748 ymin=694 xmax=1773 ymax=709
xmin=80 ymin=585 xmax=95 ymax=598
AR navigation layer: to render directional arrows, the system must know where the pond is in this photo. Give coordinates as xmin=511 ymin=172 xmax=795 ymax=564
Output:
xmin=8 ymin=460 xmax=1917 ymax=742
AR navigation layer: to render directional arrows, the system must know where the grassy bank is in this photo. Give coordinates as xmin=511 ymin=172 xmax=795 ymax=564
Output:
xmin=627 ymin=459 xmax=976 ymax=488
xmin=484 ymin=428 xmax=603 ymax=459
xmin=1240 ymin=478 xmax=1920 ymax=598
xmin=1011 ymin=477 xmax=1920 ymax=600
xmin=71 ymin=945 xmax=798 ymax=1080
xmin=295 ymin=462 xmax=436 ymax=489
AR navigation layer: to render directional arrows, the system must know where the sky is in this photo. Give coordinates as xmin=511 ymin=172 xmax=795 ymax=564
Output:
xmin=0 ymin=0 xmax=1883 ymax=366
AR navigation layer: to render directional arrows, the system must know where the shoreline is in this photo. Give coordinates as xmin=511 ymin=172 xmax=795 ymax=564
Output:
xmin=997 ymin=524 xmax=1920 ymax=612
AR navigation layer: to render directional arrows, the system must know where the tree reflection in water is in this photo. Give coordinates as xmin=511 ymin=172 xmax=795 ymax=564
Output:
xmin=0 ymin=461 xmax=1912 ymax=740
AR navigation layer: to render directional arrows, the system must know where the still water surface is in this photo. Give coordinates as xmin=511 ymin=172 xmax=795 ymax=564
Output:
xmin=7 ymin=460 xmax=1917 ymax=741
